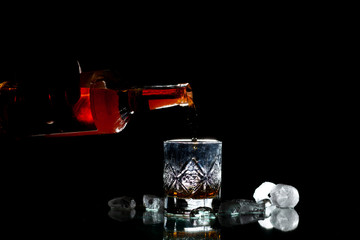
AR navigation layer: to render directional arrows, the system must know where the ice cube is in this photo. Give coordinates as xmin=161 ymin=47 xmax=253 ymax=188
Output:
xmin=253 ymin=181 xmax=276 ymax=203
xmin=108 ymin=196 xmax=136 ymax=210
xmin=264 ymin=204 xmax=277 ymax=218
xmin=218 ymin=199 xmax=265 ymax=216
xmin=218 ymin=200 xmax=241 ymax=216
xmin=270 ymin=208 xmax=299 ymax=232
xmin=270 ymin=184 xmax=299 ymax=208
xmin=238 ymin=199 xmax=266 ymax=214
xmin=143 ymin=194 xmax=164 ymax=211
xmin=218 ymin=213 xmax=264 ymax=227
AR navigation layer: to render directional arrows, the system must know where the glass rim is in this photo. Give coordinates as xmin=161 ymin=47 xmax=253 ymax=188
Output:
xmin=164 ymin=139 xmax=221 ymax=144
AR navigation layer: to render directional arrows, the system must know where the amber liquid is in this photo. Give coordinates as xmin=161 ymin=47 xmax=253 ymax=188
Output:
xmin=164 ymin=230 xmax=221 ymax=239
xmin=165 ymin=187 xmax=220 ymax=200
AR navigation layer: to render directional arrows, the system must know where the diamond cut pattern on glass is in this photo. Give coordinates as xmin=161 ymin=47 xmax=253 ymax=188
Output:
xmin=179 ymin=157 xmax=205 ymax=194
xmin=164 ymin=156 xmax=221 ymax=198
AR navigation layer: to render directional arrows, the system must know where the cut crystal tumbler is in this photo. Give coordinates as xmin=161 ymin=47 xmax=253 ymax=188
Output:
xmin=163 ymin=139 xmax=222 ymax=214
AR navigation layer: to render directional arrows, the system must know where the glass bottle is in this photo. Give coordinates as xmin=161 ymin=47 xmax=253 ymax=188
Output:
xmin=0 ymin=69 xmax=194 ymax=138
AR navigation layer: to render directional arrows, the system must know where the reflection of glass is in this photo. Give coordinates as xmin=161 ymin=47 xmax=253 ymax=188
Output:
xmin=163 ymin=139 xmax=222 ymax=214
xmin=163 ymin=216 xmax=220 ymax=239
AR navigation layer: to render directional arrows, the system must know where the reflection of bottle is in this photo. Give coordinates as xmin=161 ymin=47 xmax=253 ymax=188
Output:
xmin=0 ymin=70 xmax=194 ymax=137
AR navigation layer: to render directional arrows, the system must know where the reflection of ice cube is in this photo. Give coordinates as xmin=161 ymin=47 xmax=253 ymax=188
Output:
xmin=108 ymin=209 xmax=136 ymax=222
xmin=108 ymin=196 xmax=136 ymax=210
xmin=270 ymin=208 xmax=299 ymax=232
xmin=258 ymin=217 xmax=274 ymax=229
xmin=258 ymin=207 xmax=299 ymax=232
xmin=143 ymin=194 xmax=164 ymax=211
xmin=218 ymin=199 xmax=265 ymax=216
xmin=218 ymin=213 xmax=264 ymax=227
xmin=142 ymin=210 xmax=164 ymax=225
xmin=253 ymin=181 xmax=276 ymax=203
xmin=270 ymin=184 xmax=299 ymax=208
xmin=189 ymin=207 xmax=215 ymax=219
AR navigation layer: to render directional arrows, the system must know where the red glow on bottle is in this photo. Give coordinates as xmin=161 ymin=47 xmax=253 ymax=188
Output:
xmin=90 ymin=88 xmax=126 ymax=134
xmin=72 ymin=88 xmax=94 ymax=125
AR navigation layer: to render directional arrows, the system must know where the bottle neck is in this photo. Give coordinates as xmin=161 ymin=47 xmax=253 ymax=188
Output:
xmin=80 ymin=70 xmax=194 ymax=111
xmin=127 ymin=83 xmax=194 ymax=113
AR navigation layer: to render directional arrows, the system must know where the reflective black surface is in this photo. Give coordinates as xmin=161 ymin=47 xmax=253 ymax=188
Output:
xmin=2 ymin=99 xmax=314 ymax=239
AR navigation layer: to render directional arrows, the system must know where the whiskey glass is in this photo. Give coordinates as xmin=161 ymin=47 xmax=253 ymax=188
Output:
xmin=163 ymin=139 xmax=222 ymax=214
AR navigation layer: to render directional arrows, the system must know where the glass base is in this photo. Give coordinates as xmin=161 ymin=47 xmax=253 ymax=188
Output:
xmin=165 ymin=196 xmax=219 ymax=215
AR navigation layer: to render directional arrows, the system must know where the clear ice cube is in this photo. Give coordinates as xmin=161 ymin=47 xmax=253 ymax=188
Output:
xmin=108 ymin=196 xmax=136 ymax=210
xmin=218 ymin=199 xmax=265 ymax=216
xmin=270 ymin=184 xmax=299 ymax=208
xmin=143 ymin=194 xmax=164 ymax=211
xmin=253 ymin=181 xmax=276 ymax=203
xmin=218 ymin=213 xmax=264 ymax=227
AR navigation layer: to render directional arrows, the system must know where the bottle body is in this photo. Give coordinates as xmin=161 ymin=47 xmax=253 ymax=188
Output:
xmin=0 ymin=70 xmax=194 ymax=137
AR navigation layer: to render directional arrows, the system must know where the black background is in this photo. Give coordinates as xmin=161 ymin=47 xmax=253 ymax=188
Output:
xmin=1 ymin=7 xmax=348 ymax=238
